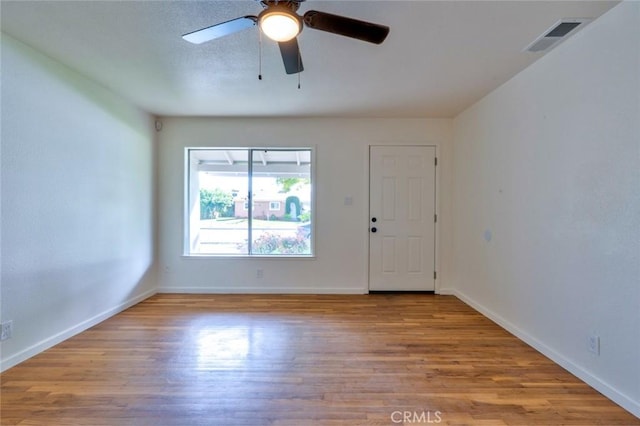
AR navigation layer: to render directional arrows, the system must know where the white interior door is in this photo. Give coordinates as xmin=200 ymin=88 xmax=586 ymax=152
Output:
xmin=369 ymin=146 xmax=436 ymax=291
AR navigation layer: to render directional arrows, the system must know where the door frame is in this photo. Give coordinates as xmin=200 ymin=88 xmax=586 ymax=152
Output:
xmin=367 ymin=144 xmax=440 ymax=293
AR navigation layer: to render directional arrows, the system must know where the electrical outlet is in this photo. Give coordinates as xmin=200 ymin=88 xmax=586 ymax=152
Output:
xmin=588 ymin=334 xmax=600 ymax=355
xmin=256 ymin=268 xmax=264 ymax=279
xmin=1 ymin=321 xmax=13 ymax=341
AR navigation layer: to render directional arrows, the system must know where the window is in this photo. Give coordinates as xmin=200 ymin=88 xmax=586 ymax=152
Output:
xmin=269 ymin=201 xmax=281 ymax=211
xmin=186 ymin=148 xmax=313 ymax=256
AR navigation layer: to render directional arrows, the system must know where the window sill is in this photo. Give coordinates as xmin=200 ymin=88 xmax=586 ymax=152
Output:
xmin=182 ymin=254 xmax=316 ymax=260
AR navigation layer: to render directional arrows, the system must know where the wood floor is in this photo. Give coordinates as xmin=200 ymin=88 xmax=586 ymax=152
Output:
xmin=1 ymin=294 xmax=638 ymax=426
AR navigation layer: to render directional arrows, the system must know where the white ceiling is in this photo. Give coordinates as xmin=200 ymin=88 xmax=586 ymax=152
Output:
xmin=1 ymin=0 xmax=619 ymax=118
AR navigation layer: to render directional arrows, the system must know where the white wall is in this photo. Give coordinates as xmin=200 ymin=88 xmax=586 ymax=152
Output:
xmin=0 ymin=35 xmax=157 ymax=371
xmin=157 ymin=117 xmax=452 ymax=293
xmin=451 ymin=2 xmax=639 ymax=416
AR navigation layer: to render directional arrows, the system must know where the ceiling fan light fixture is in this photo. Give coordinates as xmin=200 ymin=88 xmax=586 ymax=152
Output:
xmin=259 ymin=8 xmax=302 ymax=42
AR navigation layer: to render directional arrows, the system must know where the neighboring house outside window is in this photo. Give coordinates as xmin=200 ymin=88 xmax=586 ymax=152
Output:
xmin=235 ymin=198 xmax=285 ymax=219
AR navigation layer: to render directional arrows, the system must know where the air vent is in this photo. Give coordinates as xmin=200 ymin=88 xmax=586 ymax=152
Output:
xmin=525 ymin=18 xmax=591 ymax=53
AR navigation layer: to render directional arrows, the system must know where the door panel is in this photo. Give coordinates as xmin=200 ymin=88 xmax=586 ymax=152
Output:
xmin=382 ymin=237 xmax=397 ymax=272
xmin=369 ymin=146 xmax=436 ymax=291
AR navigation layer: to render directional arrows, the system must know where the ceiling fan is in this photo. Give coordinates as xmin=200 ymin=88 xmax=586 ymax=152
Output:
xmin=182 ymin=0 xmax=390 ymax=75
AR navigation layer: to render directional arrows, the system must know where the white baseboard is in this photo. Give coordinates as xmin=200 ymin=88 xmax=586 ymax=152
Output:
xmin=157 ymin=286 xmax=368 ymax=294
xmin=0 ymin=288 xmax=157 ymax=372
xmin=451 ymin=289 xmax=640 ymax=419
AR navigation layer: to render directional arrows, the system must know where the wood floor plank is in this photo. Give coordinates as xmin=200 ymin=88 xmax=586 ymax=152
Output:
xmin=1 ymin=294 xmax=638 ymax=425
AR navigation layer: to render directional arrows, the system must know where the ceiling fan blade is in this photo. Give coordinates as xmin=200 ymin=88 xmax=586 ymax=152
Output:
xmin=278 ymin=38 xmax=304 ymax=74
xmin=303 ymin=10 xmax=389 ymax=44
xmin=182 ymin=16 xmax=257 ymax=44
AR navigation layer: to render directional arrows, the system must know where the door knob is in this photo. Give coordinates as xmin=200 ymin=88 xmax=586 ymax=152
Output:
xmin=371 ymin=217 xmax=377 ymax=223
xmin=371 ymin=227 xmax=377 ymax=233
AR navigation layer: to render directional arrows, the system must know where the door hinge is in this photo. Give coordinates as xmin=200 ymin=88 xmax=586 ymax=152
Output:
xmin=434 ymin=271 xmax=437 ymax=280
xmin=435 ymin=157 xmax=438 ymax=166
xmin=434 ymin=214 xmax=438 ymax=223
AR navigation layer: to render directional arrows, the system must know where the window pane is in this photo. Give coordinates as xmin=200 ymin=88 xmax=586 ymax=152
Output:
xmin=188 ymin=149 xmax=249 ymax=255
xmin=250 ymin=150 xmax=312 ymax=255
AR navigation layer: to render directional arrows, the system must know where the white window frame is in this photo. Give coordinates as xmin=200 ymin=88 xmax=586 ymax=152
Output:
xmin=184 ymin=147 xmax=315 ymax=258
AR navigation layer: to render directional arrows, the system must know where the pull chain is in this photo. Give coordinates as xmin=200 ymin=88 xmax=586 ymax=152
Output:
xmin=258 ymin=27 xmax=263 ymax=80
xmin=297 ymin=46 xmax=301 ymax=89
